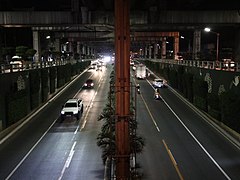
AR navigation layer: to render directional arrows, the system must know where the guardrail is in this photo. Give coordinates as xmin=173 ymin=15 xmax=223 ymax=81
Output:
xmin=137 ymin=58 xmax=240 ymax=72
xmin=0 ymin=59 xmax=92 ymax=74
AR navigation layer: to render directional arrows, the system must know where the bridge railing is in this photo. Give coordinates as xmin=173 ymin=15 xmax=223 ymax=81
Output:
xmin=139 ymin=58 xmax=240 ymax=72
xmin=0 ymin=59 xmax=92 ymax=74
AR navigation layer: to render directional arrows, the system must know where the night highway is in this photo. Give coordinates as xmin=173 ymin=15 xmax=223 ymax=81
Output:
xmin=0 ymin=62 xmax=112 ymax=179
xmin=134 ymin=72 xmax=240 ymax=179
xmin=0 ymin=62 xmax=239 ymax=180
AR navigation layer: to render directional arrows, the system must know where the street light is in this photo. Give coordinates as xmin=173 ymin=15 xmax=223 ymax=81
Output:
xmin=204 ymin=27 xmax=220 ymax=62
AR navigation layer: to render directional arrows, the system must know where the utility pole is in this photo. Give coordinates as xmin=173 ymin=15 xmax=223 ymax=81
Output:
xmin=114 ymin=0 xmax=130 ymax=179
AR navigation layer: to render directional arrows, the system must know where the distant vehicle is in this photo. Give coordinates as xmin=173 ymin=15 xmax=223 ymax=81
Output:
xmin=83 ymin=79 xmax=94 ymax=88
xmin=89 ymin=63 xmax=97 ymax=69
xmin=96 ymin=64 xmax=102 ymax=71
xmin=61 ymin=98 xmax=83 ymax=121
xmin=153 ymin=78 xmax=167 ymax=88
xmin=130 ymin=60 xmax=134 ymax=66
xmin=135 ymin=64 xmax=146 ymax=79
xmin=132 ymin=65 xmax=136 ymax=71
xmin=9 ymin=60 xmax=24 ymax=70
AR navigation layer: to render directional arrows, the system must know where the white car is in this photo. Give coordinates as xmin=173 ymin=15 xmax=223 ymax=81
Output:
xmin=153 ymin=78 xmax=167 ymax=88
xmin=61 ymin=98 xmax=83 ymax=120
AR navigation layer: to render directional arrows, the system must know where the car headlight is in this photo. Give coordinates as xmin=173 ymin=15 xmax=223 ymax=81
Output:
xmin=73 ymin=110 xmax=78 ymax=114
xmin=61 ymin=111 xmax=65 ymax=115
xmin=91 ymin=83 xmax=94 ymax=86
xmin=84 ymin=83 xmax=87 ymax=86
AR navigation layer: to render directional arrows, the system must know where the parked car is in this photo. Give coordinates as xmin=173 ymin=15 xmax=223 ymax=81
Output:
xmin=152 ymin=78 xmax=167 ymax=88
xmin=83 ymin=79 xmax=94 ymax=88
xmin=60 ymin=98 xmax=83 ymax=121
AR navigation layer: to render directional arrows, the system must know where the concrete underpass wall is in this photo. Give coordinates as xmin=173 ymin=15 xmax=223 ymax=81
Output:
xmin=0 ymin=61 xmax=90 ymax=133
xmin=144 ymin=60 xmax=240 ymax=134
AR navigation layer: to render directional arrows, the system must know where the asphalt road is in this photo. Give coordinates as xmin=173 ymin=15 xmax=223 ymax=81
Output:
xmin=134 ymin=74 xmax=240 ymax=180
xmin=0 ymin=63 xmax=112 ymax=180
xmin=0 ymin=62 xmax=239 ymax=180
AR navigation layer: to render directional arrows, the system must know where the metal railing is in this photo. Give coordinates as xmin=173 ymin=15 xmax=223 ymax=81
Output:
xmin=139 ymin=58 xmax=240 ymax=72
xmin=0 ymin=59 xmax=92 ymax=74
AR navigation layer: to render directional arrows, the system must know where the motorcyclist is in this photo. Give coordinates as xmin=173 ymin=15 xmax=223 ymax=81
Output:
xmin=154 ymin=88 xmax=160 ymax=99
xmin=136 ymin=84 xmax=140 ymax=93
xmin=136 ymin=83 xmax=140 ymax=89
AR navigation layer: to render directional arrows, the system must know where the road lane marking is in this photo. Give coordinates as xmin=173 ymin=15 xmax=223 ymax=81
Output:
xmin=80 ymin=73 xmax=103 ymax=131
xmin=58 ymin=141 xmax=76 ymax=180
xmin=162 ymin=139 xmax=184 ymax=180
xmin=146 ymin=75 xmax=231 ymax=179
xmin=5 ymin=117 xmax=59 ymax=180
xmin=163 ymin=100 xmax=231 ymax=180
xmin=138 ymin=93 xmax=160 ymax=132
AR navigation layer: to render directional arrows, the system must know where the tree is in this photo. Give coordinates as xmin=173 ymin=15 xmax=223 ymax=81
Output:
xmin=96 ymin=70 xmax=145 ymax=178
xmin=16 ymin=46 xmax=28 ymax=60
xmin=26 ymin=48 xmax=37 ymax=62
xmin=1 ymin=47 xmax=15 ymax=63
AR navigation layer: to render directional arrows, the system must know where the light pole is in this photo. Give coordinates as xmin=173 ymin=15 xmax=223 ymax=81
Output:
xmin=204 ymin=27 xmax=220 ymax=62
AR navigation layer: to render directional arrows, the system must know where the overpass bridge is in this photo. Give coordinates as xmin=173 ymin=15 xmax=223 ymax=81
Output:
xmin=0 ymin=9 xmax=240 ymax=61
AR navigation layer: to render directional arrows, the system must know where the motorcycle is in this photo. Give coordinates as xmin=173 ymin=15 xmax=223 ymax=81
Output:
xmin=136 ymin=84 xmax=140 ymax=94
xmin=154 ymin=93 xmax=161 ymax=100
xmin=137 ymin=88 xmax=140 ymax=94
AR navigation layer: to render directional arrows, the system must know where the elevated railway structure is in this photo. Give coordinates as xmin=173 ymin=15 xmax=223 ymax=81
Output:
xmin=0 ymin=9 xmax=240 ymax=62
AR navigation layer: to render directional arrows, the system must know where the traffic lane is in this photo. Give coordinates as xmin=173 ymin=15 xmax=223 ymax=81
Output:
xmin=60 ymin=65 xmax=111 ymax=179
xmin=160 ymin=87 xmax=240 ymax=179
xmin=0 ymin=69 xmax=100 ymax=179
xmin=136 ymin=99 xmax=180 ymax=180
xmin=5 ymin=65 xmax=111 ymax=179
xmin=135 ymin=79 xmax=181 ymax=179
xmin=137 ymin=80 xmax=228 ymax=179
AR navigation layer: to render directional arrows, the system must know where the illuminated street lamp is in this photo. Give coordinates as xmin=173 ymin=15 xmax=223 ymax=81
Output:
xmin=204 ymin=27 xmax=220 ymax=62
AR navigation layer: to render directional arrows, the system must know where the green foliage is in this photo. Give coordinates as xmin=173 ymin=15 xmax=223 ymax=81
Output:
xmin=29 ymin=70 xmax=41 ymax=110
xmin=184 ymin=72 xmax=193 ymax=102
xmin=41 ymin=69 xmax=49 ymax=102
xmin=169 ymin=69 xmax=178 ymax=88
xmin=220 ymin=91 xmax=240 ymax=132
xmin=6 ymin=90 xmax=29 ymax=125
xmin=26 ymin=48 xmax=37 ymax=61
xmin=96 ymin=70 xmax=145 ymax=165
xmin=193 ymin=77 xmax=208 ymax=111
xmin=49 ymin=66 xmax=57 ymax=93
xmin=207 ymin=93 xmax=221 ymax=120
xmin=16 ymin=46 xmax=28 ymax=59
xmin=57 ymin=65 xmax=66 ymax=88
xmin=29 ymin=70 xmax=40 ymax=93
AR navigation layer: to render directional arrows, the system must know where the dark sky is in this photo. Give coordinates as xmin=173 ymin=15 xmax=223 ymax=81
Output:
xmin=0 ymin=0 xmax=240 ymax=11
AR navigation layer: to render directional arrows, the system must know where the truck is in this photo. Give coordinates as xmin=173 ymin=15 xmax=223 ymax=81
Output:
xmin=135 ymin=64 xmax=147 ymax=79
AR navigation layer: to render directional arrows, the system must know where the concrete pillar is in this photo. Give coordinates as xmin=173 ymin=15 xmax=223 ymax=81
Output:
xmin=162 ymin=37 xmax=167 ymax=59
xmin=69 ymin=41 xmax=73 ymax=53
xmin=193 ymin=30 xmax=201 ymax=60
xmin=174 ymin=35 xmax=179 ymax=60
xmin=148 ymin=44 xmax=152 ymax=59
xmin=82 ymin=45 xmax=86 ymax=58
xmin=54 ymin=38 xmax=60 ymax=52
xmin=77 ymin=42 xmax=81 ymax=54
xmin=154 ymin=43 xmax=158 ymax=59
xmin=144 ymin=46 xmax=148 ymax=59
xmin=32 ymin=31 xmax=40 ymax=62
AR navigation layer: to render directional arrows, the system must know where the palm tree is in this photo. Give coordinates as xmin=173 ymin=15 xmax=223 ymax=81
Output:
xmin=96 ymin=70 xmax=145 ymax=177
